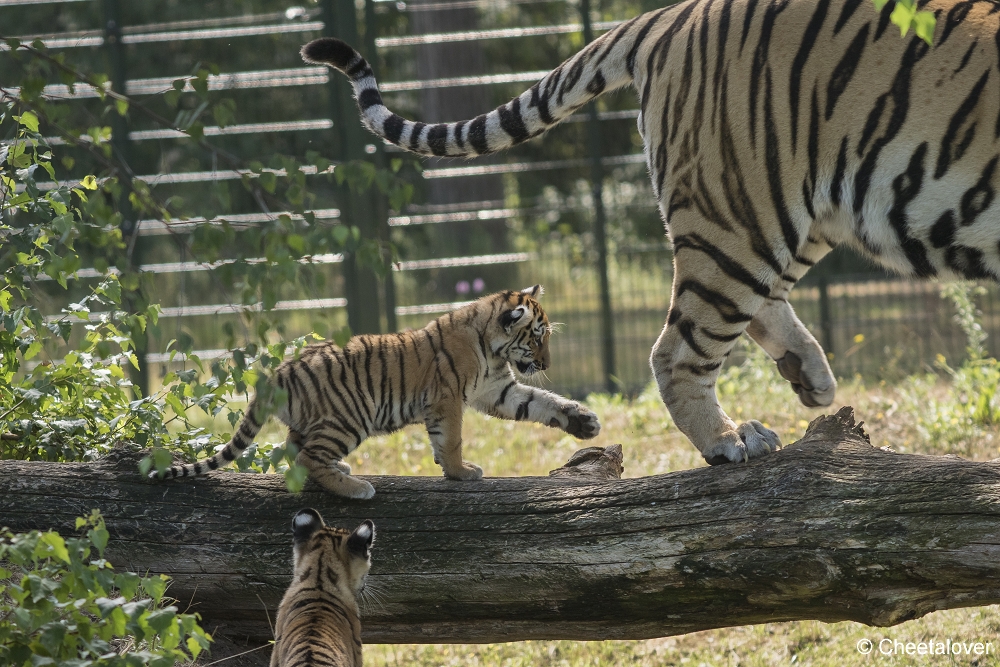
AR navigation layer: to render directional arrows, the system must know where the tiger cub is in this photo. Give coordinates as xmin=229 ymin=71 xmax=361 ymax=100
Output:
xmin=150 ymin=285 xmax=600 ymax=498
xmin=270 ymin=509 xmax=374 ymax=667
xmin=303 ymin=0 xmax=1000 ymax=467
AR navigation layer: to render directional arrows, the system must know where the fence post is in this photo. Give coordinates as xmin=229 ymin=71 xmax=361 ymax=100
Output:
xmin=364 ymin=0 xmax=397 ymax=332
xmin=101 ymin=0 xmax=148 ymax=396
xmin=580 ymin=0 xmax=616 ymax=393
xmin=322 ymin=0 xmax=383 ymax=334
xmin=818 ymin=276 xmax=833 ymax=360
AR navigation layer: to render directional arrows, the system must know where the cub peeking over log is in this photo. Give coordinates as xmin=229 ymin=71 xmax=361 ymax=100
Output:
xmin=270 ymin=509 xmax=374 ymax=667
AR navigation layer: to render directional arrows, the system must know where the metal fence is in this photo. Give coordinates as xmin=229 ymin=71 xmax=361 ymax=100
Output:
xmin=5 ymin=0 xmax=1000 ymax=399
xmin=469 ymin=244 xmax=1000 ymax=397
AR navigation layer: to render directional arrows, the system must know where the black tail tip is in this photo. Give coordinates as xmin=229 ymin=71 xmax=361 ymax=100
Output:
xmin=301 ymin=38 xmax=358 ymax=71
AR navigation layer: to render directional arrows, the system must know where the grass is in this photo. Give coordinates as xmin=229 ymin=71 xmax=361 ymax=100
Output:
xmin=215 ymin=338 xmax=1000 ymax=667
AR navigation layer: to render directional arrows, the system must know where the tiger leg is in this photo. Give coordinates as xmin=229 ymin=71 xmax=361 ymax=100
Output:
xmin=472 ymin=382 xmax=600 ymax=439
xmin=425 ymin=402 xmax=483 ymax=481
xmin=295 ymin=422 xmax=374 ymax=499
xmin=650 ymin=246 xmax=781 ymax=465
xmin=288 ymin=427 xmax=351 ymax=473
xmin=746 ymin=238 xmax=836 ymax=408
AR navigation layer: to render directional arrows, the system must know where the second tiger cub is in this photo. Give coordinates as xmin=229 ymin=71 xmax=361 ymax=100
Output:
xmin=151 ymin=285 xmax=600 ymax=498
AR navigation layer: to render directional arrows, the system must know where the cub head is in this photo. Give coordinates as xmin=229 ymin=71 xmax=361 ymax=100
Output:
xmin=291 ymin=508 xmax=375 ymax=602
xmin=492 ymin=285 xmax=551 ymax=375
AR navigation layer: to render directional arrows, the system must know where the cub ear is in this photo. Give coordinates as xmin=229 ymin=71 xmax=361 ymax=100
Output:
xmin=499 ymin=305 xmax=526 ymax=332
xmin=347 ymin=519 xmax=376 ymax=560
xmin=520 ymin=284 xmax=543 ymax=299
xmin=292 ymin=508 xmax=324 ymax=544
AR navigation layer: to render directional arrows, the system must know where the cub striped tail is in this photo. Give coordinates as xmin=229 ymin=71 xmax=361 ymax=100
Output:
xmin=149 ymin=400 xmax=263 ymax=479
xmin=300 ymin=26 xmax=636 ymax=158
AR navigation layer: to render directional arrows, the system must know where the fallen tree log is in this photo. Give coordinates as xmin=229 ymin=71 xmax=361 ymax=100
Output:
xmin=3 ymin=407 xmax=1000 ymax=644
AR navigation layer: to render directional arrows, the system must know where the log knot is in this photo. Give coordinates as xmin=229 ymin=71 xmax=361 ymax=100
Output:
xmin=803 ymin=406 xmax=870 ymax=444
xmin=548 ymin=444 xmax=624 ymax=481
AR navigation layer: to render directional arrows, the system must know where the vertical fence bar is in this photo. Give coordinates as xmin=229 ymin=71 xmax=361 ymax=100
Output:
xmin=322 ymin=0 xmax=382 ymax=334
xmin=101 ymin=0 xmax=148 ymax=396
xmin=581 ymin=0 xmax=616 ymax=393
xmin=364 ymin=0 xmax=397 ymax=332
xmin=818 ymin=276 xmax=833 ymax=360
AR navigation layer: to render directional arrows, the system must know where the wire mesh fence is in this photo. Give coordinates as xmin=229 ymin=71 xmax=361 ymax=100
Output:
xmin=426 ymin=242 xmax=1000 ymax=398
xmin=6 ymin=0 xmax=1000 ymax=400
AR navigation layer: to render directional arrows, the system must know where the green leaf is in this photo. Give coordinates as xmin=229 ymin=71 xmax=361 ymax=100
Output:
xmin=96 ymin=596 xmax=126 ymax=618
xmin=38 ymin=622 xmax=67 ymax=655
xmin=192 ymin=71 xmax=210 ymax=96
xmin=164 ymin=392 xmax=187 ymax=417
xmin=145 ymin=607 xmax=177 ymax=633
xmin=0 ymin=290 xmax=12 ymax=312
xmin=212 ymin=99 xmax=237 ymax=128
xmin=284 ymin=462 xmax=309 ymax=493
xmin=24 ymin=340 xmax=43 ymax=360
xmin=16 ymin=111 xmax=39 ymax=132
xmin=38 ymin=532 xmax=70 ymax=563
xmin=164 ymin=88 xmax=181 ymax=108
xmin=141 ymin=574 xmax=169 ymax=605
xmin=80 ymin=175 xmax=98 ymax=190
xmin=258 ymin=171 xmax=277 ymax=193
xmin=187 ymin=635 xmax=206 ymax=660
xmin=913 ymin=10 xmax=936 ymax=44
xmin=115 ymin=98 xmax=129 ymax=116
xmin=88 ymin=524 xmax=110 ymax=557
xmin=115 ymin=571 xmax=140 ymax=600
xmin=890 ymin=0 xmax=916 ymax=36
xmin=332 ymin=225 xmax=349 ymax=246
xmin=332 ymin=325 xmax=353 ymax=347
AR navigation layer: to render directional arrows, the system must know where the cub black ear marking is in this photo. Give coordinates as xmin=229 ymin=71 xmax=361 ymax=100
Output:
xmin=292 ymin=508 xmax=324 ymax=544
xmin=500 ymin=305 xmax=527 ymax=332
xmin=520 ymin=284 xmax=543 ymax=298
xmin=347 ymin=519 xmax=376 ymax=559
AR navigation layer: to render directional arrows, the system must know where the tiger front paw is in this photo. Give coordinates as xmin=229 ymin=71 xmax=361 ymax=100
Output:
xmin=702 ymin=421 xmax=781 ymax=465
xmin=443 ymin=461 xmax=484 ymax=481
xmin=551 ymin=403 xmax=601 ymax=439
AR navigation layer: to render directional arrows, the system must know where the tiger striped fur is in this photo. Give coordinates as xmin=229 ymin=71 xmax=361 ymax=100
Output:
xmin=150 ymin=285 xmax=600 ymax=498
xmin=303 ymin=0 xmax=1000 ymax=465
xmin=270 ymin=509 xmax=373 ymax=667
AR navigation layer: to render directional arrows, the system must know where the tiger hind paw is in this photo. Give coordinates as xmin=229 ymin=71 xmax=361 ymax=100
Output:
xmin=702 ymin=421 xmax=781 ymax=465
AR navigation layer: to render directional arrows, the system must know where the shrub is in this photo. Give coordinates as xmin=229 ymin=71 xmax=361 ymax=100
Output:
xmin=0 ymin=510 xmax=211 ymax=666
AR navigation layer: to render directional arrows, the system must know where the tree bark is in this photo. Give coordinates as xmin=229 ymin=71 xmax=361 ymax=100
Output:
xmin=2 ymin=407 xmax=1000 ymax=644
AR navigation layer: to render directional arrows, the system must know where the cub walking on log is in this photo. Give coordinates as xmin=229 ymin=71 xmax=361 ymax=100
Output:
xmin=150 ymin=286 xmax=600 ymax=498
xmin=302 ymin=0 xmax=1000 ymax=466
xmin=270 ymin=509 xmax=374 ymax=667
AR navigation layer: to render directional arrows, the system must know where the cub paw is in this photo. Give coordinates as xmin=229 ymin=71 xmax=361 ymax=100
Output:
xmin=329 ymin=476 xmax=375 ymax=500
xmin=444 ymin=461 xmax=484 ymax=481
xmin=776 ymin=351 xmax=836 ymax=408
xmin=551 ymin=403 xmax=601 ymax=439
xmin=702 ymin=421 xmax=781 ymax=465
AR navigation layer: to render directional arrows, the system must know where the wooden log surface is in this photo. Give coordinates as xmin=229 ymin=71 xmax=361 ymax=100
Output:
xmin=3 ymin=407 xmax=1000 ymax=644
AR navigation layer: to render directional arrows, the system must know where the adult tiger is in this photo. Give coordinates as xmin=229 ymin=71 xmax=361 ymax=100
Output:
xmin=150 ymin=286 xmax=599 ymax=498
xmin=270 ymin=509 xmax=374 ymax=667
xmin=303 ymin=0 xmax=1000 ymax=465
